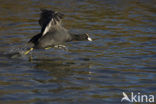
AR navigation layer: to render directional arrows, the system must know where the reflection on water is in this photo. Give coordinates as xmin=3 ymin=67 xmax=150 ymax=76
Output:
xmin=0 ymin=0 xmax=156 ymax=104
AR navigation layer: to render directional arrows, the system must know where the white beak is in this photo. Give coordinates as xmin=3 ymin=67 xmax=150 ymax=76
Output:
xmin=88 ymin=37 xmax=92 ymax=41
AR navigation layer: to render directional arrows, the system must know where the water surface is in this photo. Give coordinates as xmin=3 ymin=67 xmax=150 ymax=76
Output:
xmin=0 ymin=0 xmax=156 ymax=104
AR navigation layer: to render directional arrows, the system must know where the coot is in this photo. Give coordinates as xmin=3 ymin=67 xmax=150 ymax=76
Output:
xmin=25 ymin=9 xmax=92 ymax=54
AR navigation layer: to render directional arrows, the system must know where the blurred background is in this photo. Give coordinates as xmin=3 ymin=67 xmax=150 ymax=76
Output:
xmin=0 ymin=0 xmax=156 ymax=104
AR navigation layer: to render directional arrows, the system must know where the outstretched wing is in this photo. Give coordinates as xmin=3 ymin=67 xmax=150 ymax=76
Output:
xmin=39 ymin=9 xmax=64 ymax=35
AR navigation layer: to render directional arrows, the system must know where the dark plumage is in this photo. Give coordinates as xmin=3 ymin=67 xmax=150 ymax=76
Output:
xmin=28 ymin=9 xmax=92 ymax=49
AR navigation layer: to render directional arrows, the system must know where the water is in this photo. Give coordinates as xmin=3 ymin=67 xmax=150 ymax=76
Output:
xmin=0 ymin=0 xmax=156 ymax=104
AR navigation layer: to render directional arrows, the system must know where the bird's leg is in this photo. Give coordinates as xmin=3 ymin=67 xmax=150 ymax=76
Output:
xmin=54 ymin=45 xmax=68 ymax=51
xmin=24 ymin=48 xmax=33 ymax=55
xmin=45 ymin=46 xmax=52 ymax=50
xmin=54 ymin=45 xmax=66 ymax=48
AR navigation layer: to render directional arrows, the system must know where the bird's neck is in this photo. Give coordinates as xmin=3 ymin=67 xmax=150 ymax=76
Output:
xmin=70 ymin=34 xmax=83 ymax=41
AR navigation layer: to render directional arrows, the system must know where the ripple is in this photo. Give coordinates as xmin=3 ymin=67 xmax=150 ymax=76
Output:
xmin=0 ymin=0 xmax=156 ymax=104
